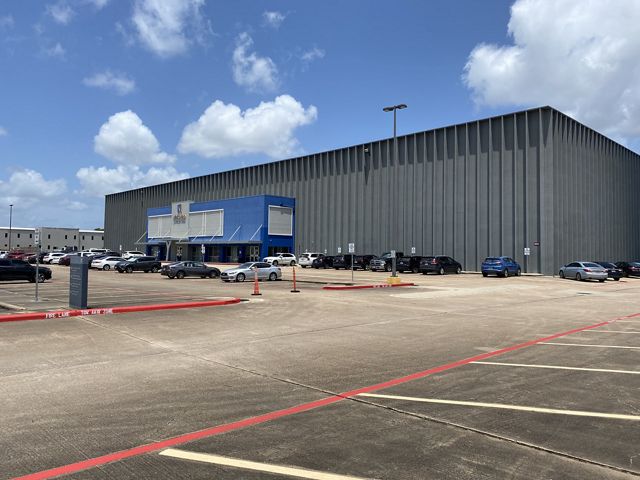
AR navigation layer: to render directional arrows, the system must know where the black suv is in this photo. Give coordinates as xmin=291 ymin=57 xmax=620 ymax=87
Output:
xmin=397 ymin=256 xmax=423 ymax=273
xmin=0 ymin=259 xmax=52 ymax=283
xmin=312 ymin=256 xmax=334 ymax=269
xmin=594 ymin=262 xmax=623 ymax=281
xmin=369 ymin=251 xmax=404 ymax=272
xmin=333 ymin=254 xmax=377 ymax=270
xmin=614 ymin=261 xmax=640 ymax=277
xmin=115 ymin=256 xmax=161 ymax=273
xmin=419 ymin=256 xmax=462 ymax=275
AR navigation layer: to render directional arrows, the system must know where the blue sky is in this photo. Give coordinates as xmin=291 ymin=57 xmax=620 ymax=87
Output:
xmin=1 ymin=0 xmax=639 ymax=228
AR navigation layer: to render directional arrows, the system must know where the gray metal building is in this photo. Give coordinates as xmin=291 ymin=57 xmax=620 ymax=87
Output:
xmin=104 ymin=106 xmax=640 ymax=274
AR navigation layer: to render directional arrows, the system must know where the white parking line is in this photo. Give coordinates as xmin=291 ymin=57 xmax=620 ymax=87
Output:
xmin=159 ymin=449 xmax=375 ymax=479
xmin=579 ymin=330 xmax=640 ymax=334
xmin=472 ymin=361 xmax=640 ymax=375
xmin=540 ymin=342 xmax=640 ymax=350
xmin=357 ymin=393 xmax=640 ymax=421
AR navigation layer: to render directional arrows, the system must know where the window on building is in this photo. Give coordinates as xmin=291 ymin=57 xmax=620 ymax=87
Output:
xmin=47 ymin=245 xmax=50 ymax=250
xmin=30 ymin=234 xmax=32 ymax=238
xmin=74 ymin=235 xmax=76 ymax=240
xmin=48 ymin=234 xmax=51 ymax=239
xmin=82 ymin=235 xmax=85 ymax=240
xmin=17 ymin=233 xmax=20 ymax=238
xmin=91 ymin=235 xmax=94 ymax=240
xmin=65 ymin=235 xmax=68 ymax=239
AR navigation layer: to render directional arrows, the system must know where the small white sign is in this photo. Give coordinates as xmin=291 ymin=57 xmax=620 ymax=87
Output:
xmin=324 ymin=249 xmax=327 ymax=254
xmin=34 ymin=228 xmax=40 ymax=244
xmin=119 ymin=244 xmax=122 ymax=251
xmin=348 ymin=243 xmax=355 ymax=253
xmin=337 ymin=247 xmax=342 ymax=254
xmin=524 ymin=247 xmax=531 ymax=256
xmin=411 ymin=246 xmax=416 ymax=254
xmin=201 ymin=244 xmax=205 ymax=254
xmin=390 ymin=249 xmax=396 ymax=256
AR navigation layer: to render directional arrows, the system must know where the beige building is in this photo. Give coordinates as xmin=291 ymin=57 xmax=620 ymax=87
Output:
xmin=0 ymin=226 xmax=104 ymax=252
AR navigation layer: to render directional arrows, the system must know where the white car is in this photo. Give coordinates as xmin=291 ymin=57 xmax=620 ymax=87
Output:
xmin=263 ymin=252 xmax=297 ymax=266
xmin=122 ymin=250 xmax=145 ymax=260
xmin=92 ymin=256 xmax=125 ymax=271
xmin=43 ymin=252 xmax=66 ymax=264
xmin=298 ymin=252 xmax=322 ymax=268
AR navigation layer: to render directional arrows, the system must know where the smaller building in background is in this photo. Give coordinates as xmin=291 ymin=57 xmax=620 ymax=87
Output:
xmin=141 ymin=195 xmax=294 ymax=262
xmin=0 ymin=226 xmax=104 ymax=252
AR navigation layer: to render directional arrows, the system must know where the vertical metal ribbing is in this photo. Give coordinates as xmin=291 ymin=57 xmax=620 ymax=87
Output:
xmin=464 ymin=123 xmax=468 ymax=268
xmin=476 ymin=121 xmax=480 ymax=270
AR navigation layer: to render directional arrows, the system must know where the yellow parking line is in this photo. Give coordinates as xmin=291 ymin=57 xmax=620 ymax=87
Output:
xmin=159 ymin=449 xmax=376 ymax=479
xmin=472 ymin=361 xmax=640 ymax=375
xmin=357 ymin=393 xmax=640 ymax=421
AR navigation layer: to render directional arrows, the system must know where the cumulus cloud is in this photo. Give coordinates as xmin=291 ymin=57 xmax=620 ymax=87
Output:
xmin=178 ymin=95 xmax=317 ymax=159
xmin=263 ymin=11 xmax=286 ymax=29
xmin=83 ymin=71 xmax=136 ymax=95
xmin=46 ymin=2 xmax=75 ymax=25
xmin=94 ymin=110 xmax=175 ymax=165
xmin=0 ymin=126 xmax=7 ymax=136
xmin=232 ymin=32 xmax=279 ymax=92
xmin=301 ymin=47 xmax=325 ymax=66
xmin=86 ymin=0 xmax=110 ymax=9
xmin=463 ymin=0 xmax=640 ymax=140
xmin=132 ymin=0 xmax=208 ymax=58
xmin=0 ymin=169 xmax=67 ymax=208
xmin=76 ymin=165 xmax=188 ymax=197
xmin=0 ymin=15 xmax=14 ymax=29
xmin=44 ymin=42 xmax=66 ymax=58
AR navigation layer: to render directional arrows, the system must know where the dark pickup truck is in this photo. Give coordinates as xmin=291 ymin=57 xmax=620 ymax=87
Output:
xmin=115 ymin=256 xmax=161 ymax=273
xmin=369 ymin=251 xmax=404 ymax=272
xmin=0 ymin=259 xmax=52 ymax=283
xmin=333 ymin=254 xmax=377 ymax=270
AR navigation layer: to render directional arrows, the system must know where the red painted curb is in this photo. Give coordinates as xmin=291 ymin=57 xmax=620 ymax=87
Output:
xmin=0 ymin=299 xmax=241 ymax=324
xmin=11 ymin=312 xmax=623 ymax=480
xmin=322 ymin=283 xmax=415 ymax=290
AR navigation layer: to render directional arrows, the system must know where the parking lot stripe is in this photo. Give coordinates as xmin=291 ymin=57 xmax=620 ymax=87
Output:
xmin=578 ymin=330 xmax=640 ymax=334
xmin=540 ymin=342 xmax=640 ymax=350
xmin=159 ymin=448 xmax=374 ymax=479
xmin=357 ymin=393 xmax=640 ymax=421
xmin=471 ymin=361 xmax=640 ymax=375
xmin=9 ymin=316 xmax=619 ymax=480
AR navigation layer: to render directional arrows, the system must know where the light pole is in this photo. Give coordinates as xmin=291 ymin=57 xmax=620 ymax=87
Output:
xmin=8 ymin=204 xmax=13 ymax=252
xmin=382 ymin=104 xmax=407 ymax=277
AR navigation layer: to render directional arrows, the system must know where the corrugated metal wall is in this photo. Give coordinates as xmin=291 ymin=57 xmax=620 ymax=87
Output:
xmin=104 ymin=107 xmax=640 ymax=275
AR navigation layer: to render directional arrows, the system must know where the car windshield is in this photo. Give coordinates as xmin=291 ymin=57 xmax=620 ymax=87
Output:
xmin=630 ymin=262 xmax=640 ymax=267
xmin=484 ymin=257 xmax=501 ymax=263
xmin=583 ymin=262 xmax=602 ymax=268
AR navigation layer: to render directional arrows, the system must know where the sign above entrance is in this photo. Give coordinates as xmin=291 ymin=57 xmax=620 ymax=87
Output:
xmin=171 ymin=201 xmax=192 ymax=239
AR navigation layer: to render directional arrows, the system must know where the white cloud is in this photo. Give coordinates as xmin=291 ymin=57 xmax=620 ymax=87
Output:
xmin=83 ymin=71 xmax=136 ymax=95
xmin=463 ymin=0 xmax=640 ymax=140
xmin=0 ymin=126 xmax=7 ymax=136
xmin=44 ymin=42 xmax=66 ymax=58
xmin=178 ymin=94 xmax=317 ymax=159
xmin=76 ymin=165 xmax=188 ymax=197
xmin=94 ymin=110 xmax=176 ymax=165
xmin=0 ymin=15 xmax=15 ymax=29
xmin=232 ymin=32 xmax=279 ymax=92
xmin=86 ymin=0 xmax=110 ymax=9
xmin=0 ymin=169 xmax=67 ymax=208
xmin=263 ymin=11 xmax=286 ymax=29
xmin=132 ymin=0 xmax=207 ymax=58
xmin=46 ymin=2 xmax=75 ymax=25
xmin=301 ymin=47 xmax=325 ymax=63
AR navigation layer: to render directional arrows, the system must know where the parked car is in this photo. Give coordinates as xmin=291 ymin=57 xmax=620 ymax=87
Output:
xmin=88 ymin=252 xmax=120 ymax=266
xmin=26 ymin=253 xmax=47 ymax=264
xmin=370 ymin=251 xmax=404 ymax=272
xmin=559 ymin=261 xmax=608 ymax=282
xmin=161 ymin=261 xmax=221 ymax=279
xmin=481 ymin=257 xmax=522 ymax=277
xmin=0 ymin=250 xmax=8 ymax=259
xmin=263 ymin=252 xmax=297 ymax=266
xmin=115 ymin=256 xmax=161 ymax=273
xmin=312 ymin=255 xmax=335 ymax=269
xmin=91 ymin=256 xmax=125 ymax=270
xmin=43 ymin=252 xmax=67 ymax=264
xmin=419 ymin=256 xmax=462 ymax=275
xmin=333 ymin=254 xmax=377 ymax=270
xmin=397 ymin=256 xmax=423 ymax=273
xmin=122 ymin=250 xmax=145 ymax=260
xmin=298 ymin=253 xmax=323 ymax=268
xmin=614 ymin=261 xmax=640 ymax=277
xmin=221 ymin=262 xmax=281 ymax=282
xmin=0 ymin=259 xmax=51 ymax=283
xmin=594 ymin=262 xmax=623 ymax=281
xmin=87 ymin=248 xmax=108 ymax=255
xmin=58 ymin=252 xmax=80 ymax=266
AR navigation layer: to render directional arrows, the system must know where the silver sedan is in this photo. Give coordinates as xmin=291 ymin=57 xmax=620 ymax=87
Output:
xmin=559 ymin=261 xmax=608 ymax=282
xmin=221 ymin=262 xmax=282 ymax=282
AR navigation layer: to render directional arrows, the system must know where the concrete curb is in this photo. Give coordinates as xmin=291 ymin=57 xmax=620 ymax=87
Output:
xmin=0 ymin=301 xmax=25 ymax=311
xmin=0 ymin=298 xmax=241 ymax=324
xmin=322 ymin=283 xmax=415 ymax=291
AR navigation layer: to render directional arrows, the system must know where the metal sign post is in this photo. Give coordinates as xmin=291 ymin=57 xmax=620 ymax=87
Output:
xmin=201 ymin=244 xmax=206 ymax=261
xmin=34 ymin=228 xmax=40 ymax=302
xmin=391 ymin=249 xmax=397 ymax=277
xmin=348 ymin=243 xmax=355 ymax=282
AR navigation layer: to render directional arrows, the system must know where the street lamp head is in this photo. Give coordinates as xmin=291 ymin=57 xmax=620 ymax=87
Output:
xmin=383 ymin=104 xmax=408 ymax=112
xmin=397 ymin=104 xmax=407 ymax=110
xmin=382 ymin=106 xmax=394 ymax=112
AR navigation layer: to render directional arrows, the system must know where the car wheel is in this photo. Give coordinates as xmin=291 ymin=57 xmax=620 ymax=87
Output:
xmin=168 ymin=274 xmax=175 ymax=279
xmin=516 ymin=268 xmax=522 ymax=276
xmin=614 ymin=277 xmax=620 ymax=281
xmin=126 ymin=266 xmax=133 ymax=273
xmin=207 ymin=271 xmax=216 ymax=278
xmin=236 ymin=273 xmax=246 ymax=282
xmin=482 ymin=272 xmax=488 ymax=277
xmin=37 ymin=272 xmax=46 ymax=283
xmin=439 ymin=267 xmax=445 ymax=275
xmin=176 ymin=271 xmax=185 ymax=279
xmin=103 ymin=264 xmax=110 ymax=271
xmin=269 ymin=272 xmax=277 ymax=281
xmin=290 ymin=260 xmax=295 ymax=266
xmin=503 ymin=269 xmax=509 ymax=278
xmin=559 ymin=270 xmax=565 ymax=278
xmin=599 ymin=279 xmax=605 ymax=283
xmin=576 ymin=272 xmax=582 ymax=281
xmin=456 ymin=266 xmax=462 ymax=274
xmin=301 ymin=265 xmax=306 ymax=268
xmin=272 ymin=260 xmax=278 ymax=266
xmin=151 ymin=266 xmax=159 ymax=273
xmin=412 ymin=266 xmax=419 ymax=274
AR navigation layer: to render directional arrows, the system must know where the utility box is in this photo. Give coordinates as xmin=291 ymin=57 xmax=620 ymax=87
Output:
xmin=69 ymin=256 xmax=90 ymax=309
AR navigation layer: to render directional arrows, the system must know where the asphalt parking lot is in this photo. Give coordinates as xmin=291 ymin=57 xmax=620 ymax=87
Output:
xmin=2 ymin=266 xmax=639 ymax=479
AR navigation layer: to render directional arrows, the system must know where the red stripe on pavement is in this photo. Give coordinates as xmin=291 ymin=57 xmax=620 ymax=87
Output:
xmin=322 ymin=283 xmax=415 ymax=290
xmin=0 ymin=299 xmax=241 ymax=324
xmin=11 ymin=316 xmax=619 ymax=480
